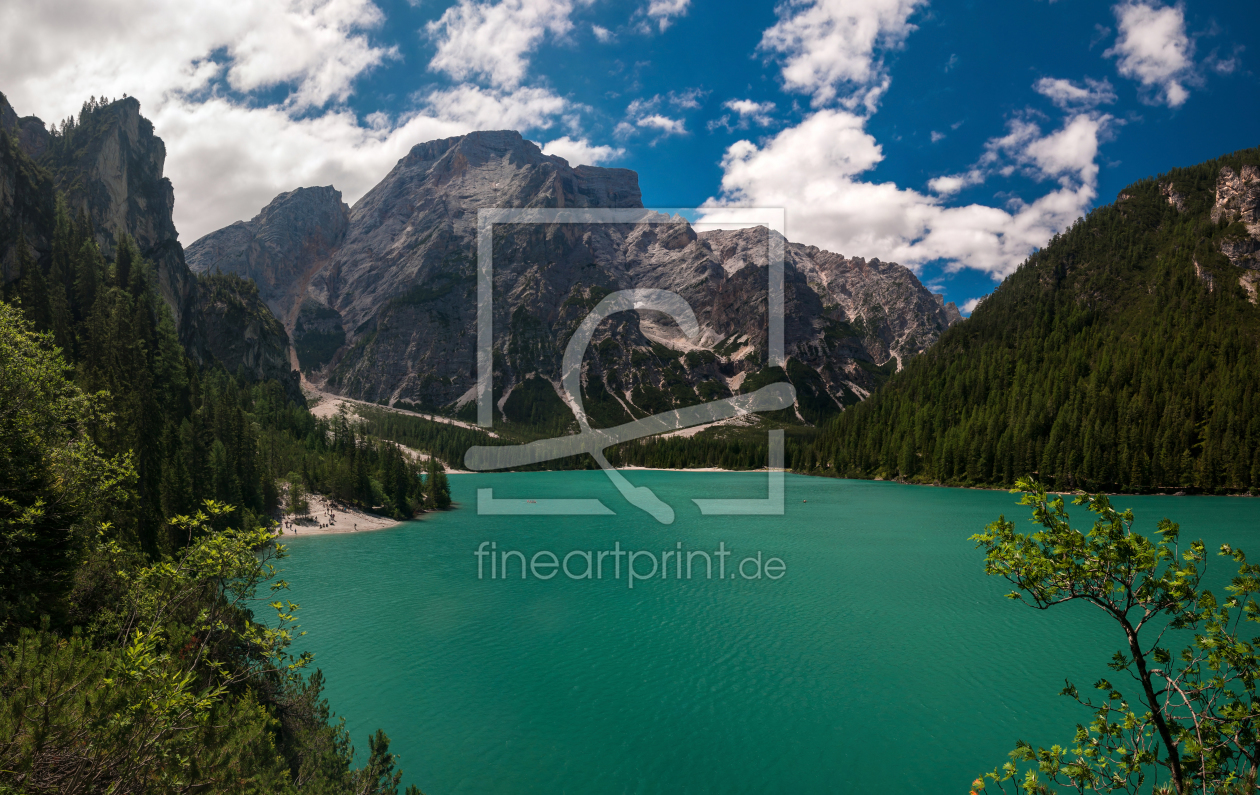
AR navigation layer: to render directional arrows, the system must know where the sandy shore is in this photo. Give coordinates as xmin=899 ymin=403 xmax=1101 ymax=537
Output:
xmin=278 ymin=494 xmax=403 ymax=537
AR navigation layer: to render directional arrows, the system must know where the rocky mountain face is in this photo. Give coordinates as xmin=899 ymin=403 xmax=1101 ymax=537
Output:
xmin=0 ymin=92 xmax=50 ymax=160
xmin=193 ymin=272 xmax=298 ymax=388
xmin=0 ymin=92 xmax=55 ymax=279
xmin=1158 ymin=163 xmax=1260 ymax=303
xmin=0 ymin=92 xmax=301 ymax=400
xmin=188 ymin=130 xmax=959 ymax=427
xmin=1212 ymin=165 xmax=1260 ymax=277
xmin=46 ymin=98 xmax=193 ymax=327
xmin=185 ymin=186 xmax=350 ymax=330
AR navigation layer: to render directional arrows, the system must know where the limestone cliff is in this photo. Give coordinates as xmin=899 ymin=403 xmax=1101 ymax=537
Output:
xmin=38 ymin=97 xmax=193 ymax=328
xmin=1213 ymin=164 xmax=1260 ymax=272
xmin=0 ymin=93 xmax=55 ymax=280
xmin=193 ymin=272 xmax=301 ymax=399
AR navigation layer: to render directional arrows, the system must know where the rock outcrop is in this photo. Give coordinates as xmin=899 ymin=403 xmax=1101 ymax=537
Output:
xmin=186 ymin=186 xmax=350 ymax=329
xmin=4 ymin=94 xmax=197 ymax=328
xmin=1160 ymin=181 xmax=1187 ymax=212
xmin=1213 ymin=165 xmax=1260 ymax=270
xmin=0 ymin=93 xmax=55 ymax=280
xmin=41 ymin=98 xmax=194 ymax=326
xmin=191 ymin=130 xmax=959 ymax=427
xmin=0 ymin=92 xmax=51 ymax=161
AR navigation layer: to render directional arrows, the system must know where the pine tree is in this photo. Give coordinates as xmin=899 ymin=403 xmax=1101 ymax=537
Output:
xmin=12 ymin=238 xmax=52 ymax=334
xmin=426 ymin=456 xmax=451 ymax=510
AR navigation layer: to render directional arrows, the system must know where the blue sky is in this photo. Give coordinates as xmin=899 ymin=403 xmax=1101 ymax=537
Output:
xmin=3 ymin=0 xmax=1257 ymax=311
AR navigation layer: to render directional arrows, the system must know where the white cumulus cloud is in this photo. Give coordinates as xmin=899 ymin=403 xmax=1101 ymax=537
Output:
xmin=710 ymin=98 xmax=776 ymax=131
xmin=930 ymin=112 xmax=1111 ymax=197
xmin=758 ymin=0 xmax=925 ymax=109
xmin=0 ymin=0 xmax=396 ymax=119
xmin=1105 ymin=1 xmax=1194 ymax=107
xmin=668 ymin=88 xmax=707 ymax=109
xmin=644 ymin=0 xmax=690 ymax=32
xmin=637 ymin=114 xmax=686 ymax=135
xmin=708 ymin=99 xmax=776 ymax=131
xmin=1020 ymin=114 xmax=1109 ymax=185
xmin=725 ymin=99 xmax=776 ymax=125
xmin=699 ymin=108 xmax=1107 ymax=278
xmin=0 ymin=0 xmax=578 ymax=241
xmin=618 ymin=95 xmax=689 ymax=138
xmin=541 ymin=135 xmax=625 ymax=165
xmin=426 ymin=0 xmax=580 ymax=89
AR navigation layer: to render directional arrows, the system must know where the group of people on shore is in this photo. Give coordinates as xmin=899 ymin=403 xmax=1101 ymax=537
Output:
xmin=277 ymin=499 xmax=359 ymax=534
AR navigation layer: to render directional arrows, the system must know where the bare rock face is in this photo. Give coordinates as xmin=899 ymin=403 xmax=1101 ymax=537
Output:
xmin=700 ymin=228 xmax=961 ymax=368
xmin=1240 ymin=271 xmax=1259 ymax=305
xmin=1160 ymin=181 xmax=1187 ymax=212
xmin=1213 ymin=165 xmax=1260 ymax=270
xmin=0 ymin=94 xmax=54 ymax=280
xmin=186 ymin=186 xmax=350 ymax=329
xmin=1212 ymin=165 xmax=1260 ymax=231
xmin=311 ymin=130 xmax=641 ymax=339
xmin=199 ymin=130 xmax=959 ymax=426
xmin=43 ymin=97 xmax=298 ymax=391
xmin=0 ymin=93 xmax=49 ymax=160
xmin=45 ymin=98 xmax=194 ymax=326
xmin=5 ymin=96 xmax=196 ymax=328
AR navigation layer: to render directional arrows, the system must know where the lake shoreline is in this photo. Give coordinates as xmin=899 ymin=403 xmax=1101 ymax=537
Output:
xmin=443 ymin=467 xmax=1257 ymax=498
xmin=275 ymin=471 xmax=1256 ymax=540
xmin=279 ymin=494 xmax=404 ymax=537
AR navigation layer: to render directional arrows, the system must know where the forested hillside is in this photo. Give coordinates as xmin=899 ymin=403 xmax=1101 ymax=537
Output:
xmin=1 ymin=100 xmax=435 ymax=792
xmin=2 ymin=198 xmax=438 ymax=550
xmin=798 ymin=147 xmax=1260 ymax=493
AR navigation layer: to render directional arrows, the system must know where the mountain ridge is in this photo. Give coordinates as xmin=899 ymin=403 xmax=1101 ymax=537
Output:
xmin=188 ymin=129 xmax=960 ymax=430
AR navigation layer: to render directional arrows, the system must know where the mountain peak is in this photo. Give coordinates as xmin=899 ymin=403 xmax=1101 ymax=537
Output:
xmin=187 ymin=184 xmax=350 ymax=328
xmin=379 ymin=129 xmax=642 ymax=212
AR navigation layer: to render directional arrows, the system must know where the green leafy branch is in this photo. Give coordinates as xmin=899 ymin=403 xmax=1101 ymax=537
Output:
xmin=971 ymin=478 xmax=1260 ymax=795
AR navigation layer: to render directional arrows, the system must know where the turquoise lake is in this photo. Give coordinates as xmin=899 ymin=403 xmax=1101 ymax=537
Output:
xmin=282 ymin=471 xmax=1260 ymax=794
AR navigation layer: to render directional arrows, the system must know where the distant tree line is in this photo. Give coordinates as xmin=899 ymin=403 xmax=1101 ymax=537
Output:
xmin=259 ymin=403 xmax=450 ymax=517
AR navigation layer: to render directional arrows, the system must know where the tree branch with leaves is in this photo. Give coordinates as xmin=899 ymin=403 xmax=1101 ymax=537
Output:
xmin=970 ymin=479 xmax=1260 ymax=795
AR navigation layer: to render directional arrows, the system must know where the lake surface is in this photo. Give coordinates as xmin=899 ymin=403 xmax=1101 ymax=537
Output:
xmin=282 ymin=471 xmax=1260 ymax=794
